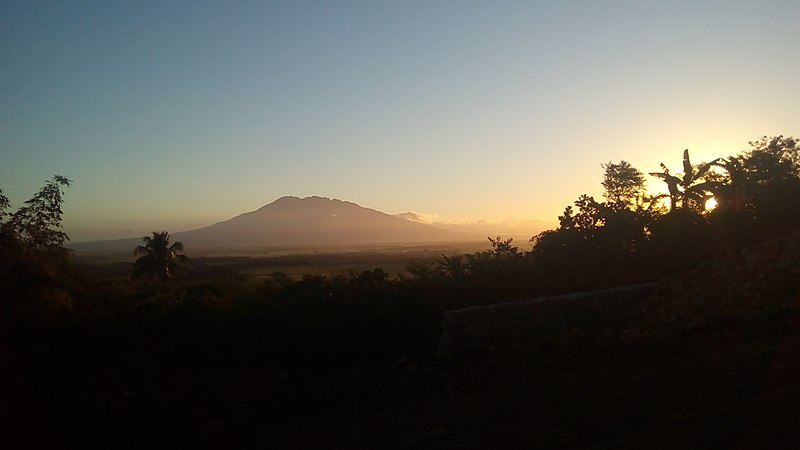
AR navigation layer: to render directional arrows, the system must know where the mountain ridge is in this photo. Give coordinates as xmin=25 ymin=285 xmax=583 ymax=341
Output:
xmin=69 ymin=196 xmax=478 ymax=253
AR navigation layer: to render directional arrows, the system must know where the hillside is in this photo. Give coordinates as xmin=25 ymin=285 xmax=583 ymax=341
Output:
xmin=69 ymin=196 xmax=476 ymax=253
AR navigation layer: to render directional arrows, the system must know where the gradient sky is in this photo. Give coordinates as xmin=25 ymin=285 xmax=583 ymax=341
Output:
xmin=2 ymin=1 xmax=799 ymax=242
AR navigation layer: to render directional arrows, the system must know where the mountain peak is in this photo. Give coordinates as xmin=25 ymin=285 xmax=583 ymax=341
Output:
xmin=261 ymin=195 xmax=357 ymax=212
xmin=176 ymin=195 xmax=471 ymax=247
xmin=69 ymin=195 xmax=476 ymax=252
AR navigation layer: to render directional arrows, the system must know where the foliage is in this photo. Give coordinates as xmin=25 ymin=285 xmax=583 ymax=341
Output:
xmin=707 ymin=156 xmax=747 ymax=213
xmin=529 ymin=137 xmax=800 ymax=285
xmin=487 ymin=235 xmax=521 ymax=256
xmin=1 ymin=175 xmax=72 ymax=248
xmin=0 ymin=189 xmax=10 ymax=222
xmin=601 ymin=160 xmax=645 ymax=208
xmin=747 ymin=135 xmax=800 ymax=175
xmin=649 ymin=150 xmax=719 ymax=212
xmin=133 ymin=231 xmax=190 ymax=280
xmin=349 ymin=267 xmax=389 ymax=288
xmin=0 ymin=176 xmax=77 ymax=323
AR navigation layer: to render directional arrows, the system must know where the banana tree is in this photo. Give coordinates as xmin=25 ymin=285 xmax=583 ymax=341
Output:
xmin=649 ymin=149 xmax=720 ymax=212
xmin=649 ymin=163 xmax=682 ymax=211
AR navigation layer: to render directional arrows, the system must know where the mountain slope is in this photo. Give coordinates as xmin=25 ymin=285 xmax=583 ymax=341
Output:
xmin=71 ymin=196 xmax=475 ymax=252
xmin=176 ymin=196 xmax=472 ymax=247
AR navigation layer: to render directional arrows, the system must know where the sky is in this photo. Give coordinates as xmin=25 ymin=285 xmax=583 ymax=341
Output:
xmin=2 ymin=1 xmax=799 ymax=242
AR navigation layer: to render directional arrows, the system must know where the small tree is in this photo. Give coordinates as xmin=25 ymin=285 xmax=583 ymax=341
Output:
xmin=488 ymin=236 xmax=520 ymax=257
xmin=3 ymin=176 xmax=72 ymax=248
xmin=1 ymin=176 xmax=74 ymax=317
xmin=601 ymin=161 xmax=645 ymax=209
xmin=133 ymin=231 xmax=189 ymax=280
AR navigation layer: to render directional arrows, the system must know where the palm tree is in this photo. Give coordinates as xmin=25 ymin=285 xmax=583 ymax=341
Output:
xmin=133 ymin=231 xmax=189 ymax=280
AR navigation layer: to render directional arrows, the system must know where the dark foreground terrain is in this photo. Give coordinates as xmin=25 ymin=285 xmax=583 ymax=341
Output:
xmin=4 ymin=229 xmax=800 ymax=450
xmin=4 ymin=305 xmax=800 ymax=449
xmin=0 ymin=255 xmax=800 ymax=449
xmin=273 ymin=319 xmax=800 ymax=450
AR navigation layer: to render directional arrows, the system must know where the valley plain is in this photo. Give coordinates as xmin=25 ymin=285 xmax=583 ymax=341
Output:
xmin=75 ymin=240 xmax=494 ymax=280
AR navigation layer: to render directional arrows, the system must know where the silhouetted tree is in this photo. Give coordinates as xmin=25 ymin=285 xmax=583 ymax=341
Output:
xmin=350 ymin=268 xmax=389 ymax=288
xmin=708 ymin=156 xmax=747 ymax=213
xmin=466 ymin=236 xmax=523 ymax=274
xmin=487 ymin=236 xmax=521 ymax=257
xmin=3 ymin=175 xmax=72 ymax=248
xmin=602 ymin=161 xmax=646 ymax=209
xmin=133 ymin=231 xmax=189 ymax=280
xmin=405 ymin=260 xmax=440 ymax=281
xmin=0 ymin=190 xmax=10 ymax=220
xmin=1 ymin=176 xmax=75 ymax=319
xmin=0 ymin=189 xmax=11 ymax=244
xmin=438 ymin=254 xmax=468 ymax=279
xmin=534 ymin=196 xmax=617 ymax=260
xmin=649 ymin=163 xmax=682 ymax=212
xmin=650 ymin=150 xmax=719 ymax=212
xmin=737 ymin=136 xmax=800 ymax=233
xmin=747 ymin=135 xmax=800 ymax=175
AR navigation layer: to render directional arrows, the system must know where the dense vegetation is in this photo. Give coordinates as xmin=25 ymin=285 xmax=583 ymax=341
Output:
xmin=3 ymin=136 xmax=800 ymax=448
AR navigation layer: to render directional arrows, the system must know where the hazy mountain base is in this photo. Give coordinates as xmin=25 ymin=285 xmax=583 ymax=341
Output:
xmin=73 ymin=241 xmax=490 ymax=280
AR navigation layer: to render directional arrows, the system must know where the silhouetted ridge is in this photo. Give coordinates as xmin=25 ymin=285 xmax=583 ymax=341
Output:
xmin=68 ymin=196 xmax=475 ymax=252
xmin=172 ymin=196 xmax=470 ymax=247
xmin=130 ymin=196 xmax=472 ymax=250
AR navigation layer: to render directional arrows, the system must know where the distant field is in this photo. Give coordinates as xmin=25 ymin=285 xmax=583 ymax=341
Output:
xmin=75 ymin=240 xmax=496 ymax=279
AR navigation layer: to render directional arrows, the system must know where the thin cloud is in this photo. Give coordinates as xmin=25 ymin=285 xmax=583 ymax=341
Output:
xmin=394 ymin=211 xmax=441 ymax=224
xmin=394 ymin=211 xmax=554 ymax=238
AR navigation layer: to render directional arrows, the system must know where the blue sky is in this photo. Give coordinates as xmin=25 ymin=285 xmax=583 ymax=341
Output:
xmin=2 ymin=1 xmax=798 ymax=241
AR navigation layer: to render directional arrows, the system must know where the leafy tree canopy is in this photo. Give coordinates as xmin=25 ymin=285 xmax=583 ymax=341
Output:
xmin=601 ymin=161 xmax=645 ymax=208
xmin=1 ymin=175 xmax=72 ymax=248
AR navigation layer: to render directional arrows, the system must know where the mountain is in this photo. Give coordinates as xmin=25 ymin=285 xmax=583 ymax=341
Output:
xmin=70 ymin=196 xmax=476 ymax=253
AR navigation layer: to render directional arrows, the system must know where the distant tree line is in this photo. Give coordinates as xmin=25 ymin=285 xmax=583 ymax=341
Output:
xmin=524 ymin=135 xmax=800 ymax=291
xmin=400 ymin=135 xmax=800 ymax=295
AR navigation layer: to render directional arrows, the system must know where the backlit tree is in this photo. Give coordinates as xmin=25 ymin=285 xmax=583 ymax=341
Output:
xmin=133 ymin=231 xmax=189 ymax=280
